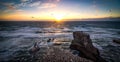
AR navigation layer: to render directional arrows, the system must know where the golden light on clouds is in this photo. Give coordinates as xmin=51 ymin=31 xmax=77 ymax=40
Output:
xmin=0 ymin=0 xmax=120 ymax=21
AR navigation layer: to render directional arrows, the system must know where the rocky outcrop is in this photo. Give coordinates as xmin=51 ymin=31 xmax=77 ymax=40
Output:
xmin=70 ymin=31 xmax=106 ymax=62
xmin=113 ymin=39 xmax=120 ymax=44
xmin=29 ymin=42 xmax=40 ymax=54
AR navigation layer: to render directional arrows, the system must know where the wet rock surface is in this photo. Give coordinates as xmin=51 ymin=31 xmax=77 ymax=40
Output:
xmin=70 ymin=31 xmax=107 ymax=62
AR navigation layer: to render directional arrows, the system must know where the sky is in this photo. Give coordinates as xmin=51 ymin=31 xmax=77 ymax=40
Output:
xmin=0 ymin=0 xmax=120 ymax=21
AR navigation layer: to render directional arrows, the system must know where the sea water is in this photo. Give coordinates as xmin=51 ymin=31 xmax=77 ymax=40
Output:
xmin=0 ymin=21 xmax=120 ymax=62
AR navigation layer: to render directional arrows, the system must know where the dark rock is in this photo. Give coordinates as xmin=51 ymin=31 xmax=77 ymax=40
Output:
xmin=29 ymin=42 xmax=40 ymax=54
xmin=35 ymin=31 xmax=42 ymax=33
xmin=53 ymin=43 xmax=62 ymax=45
xmin=113 ymin=39 xmax=120 ymax=44
xmin=70 ymin=31 xmax=107 ymax=62
xmin=47 ymin=38 xmax=54 ymax=42
xmin=47 ymin=39 xmax=51 ymax=42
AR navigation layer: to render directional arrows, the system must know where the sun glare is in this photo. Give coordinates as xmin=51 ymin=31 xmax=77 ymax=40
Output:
xmin=53 ymin=14 xmax=65 ymax=22
xmin=55 ymin=15 xmax=63 ymax=20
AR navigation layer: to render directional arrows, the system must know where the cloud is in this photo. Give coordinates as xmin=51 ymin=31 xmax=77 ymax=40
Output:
xmin=2 ymin=3 xmax=16 ymax=10
xmin=29 ymin=1 xmax=41 ymax=7
xmin=0 ymin=0 xmax=61 ymax=13
xmin=48 ymin=0 xmax=60 ymax=2
xmin=39 ymin=3 xmax=57 ymax=8
xmin=1 ymin=9 xmax=25 ymax=14
xmin=15 ymin=3 xmax=27 ymax=7
xmin=55 ymin=0 xmax=60 ymax=2
xmin=15 ymin=9 xmax=25 ymax=12
xmin=14 ymin=0 xmax=41 ymax=8
xmin=21 ymin=0 xmax=30 ymax=2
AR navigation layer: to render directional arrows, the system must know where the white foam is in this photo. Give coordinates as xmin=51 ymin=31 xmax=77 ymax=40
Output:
xmin=73 ymin=27 xmax=89 ymax=31
xmin=93 ymin=43 xmax=103 ymax=50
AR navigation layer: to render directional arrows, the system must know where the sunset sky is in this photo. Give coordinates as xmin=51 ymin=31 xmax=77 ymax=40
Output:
xmin=0 ymin=0 xmax=120 ymax=21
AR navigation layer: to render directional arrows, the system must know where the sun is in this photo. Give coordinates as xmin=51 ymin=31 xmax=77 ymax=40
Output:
xmin=53 ymin=14 xmax=65 ymax=22
xmin=55 ymin=15 xmax=63 ymax=20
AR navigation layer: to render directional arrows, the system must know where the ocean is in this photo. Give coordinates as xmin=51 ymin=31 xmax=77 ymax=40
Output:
xmin=0 ymin=21 xmax=120 ymax=62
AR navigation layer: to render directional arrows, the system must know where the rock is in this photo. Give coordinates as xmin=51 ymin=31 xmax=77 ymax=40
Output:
xmin=29 ymin=38 xmax=54 ymax=54
xmin=40 ymin=47 xmax=93 ymax=62
xmin=47 ymin=39 xmax=51 ymax=42
xmin=15 ymin=47 xmax=93 ymax=62
xmin=29 ymin=42 xmax=40 ymax=54
xmin=70 ymin=31 xmax=107 ymax=62
xmin=113 ymin=39 xmax=120 ymax=44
